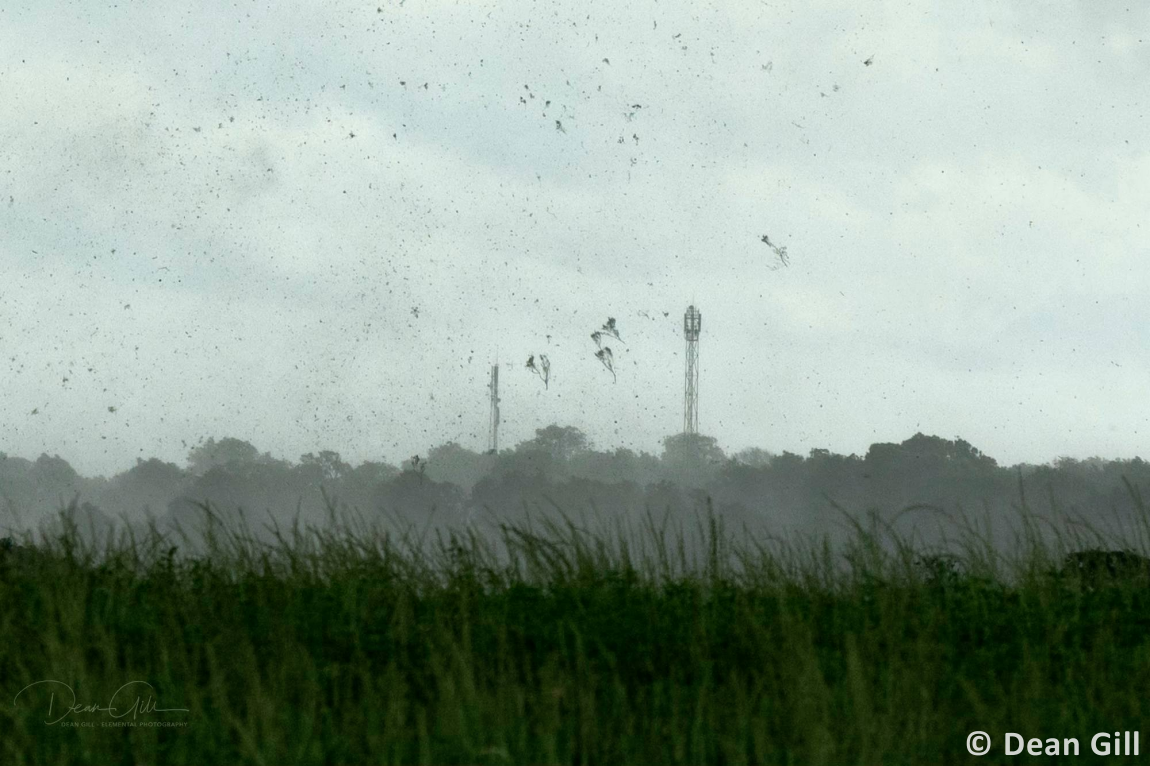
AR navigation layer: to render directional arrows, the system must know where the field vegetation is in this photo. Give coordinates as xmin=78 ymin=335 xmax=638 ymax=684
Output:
xmin=3 ymin=488 xmax=1150 ymax=765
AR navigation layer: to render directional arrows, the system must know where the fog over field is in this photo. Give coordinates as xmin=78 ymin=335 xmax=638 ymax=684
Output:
xmin=3 ymin=429 xmax=1150 ymax=572
xmin=1 ymin=0 xmax=1148 ymax=487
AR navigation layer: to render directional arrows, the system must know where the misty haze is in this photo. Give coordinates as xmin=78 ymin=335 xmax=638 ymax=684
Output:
xmin=4 ymin=429 xmax=1150 ymax=563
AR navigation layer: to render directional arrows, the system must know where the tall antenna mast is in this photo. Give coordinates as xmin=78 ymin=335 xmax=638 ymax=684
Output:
xmin=683 ymin=305 xmax=701 ymax=435
xmin=487 ymin=363 xmax=500 ymax=453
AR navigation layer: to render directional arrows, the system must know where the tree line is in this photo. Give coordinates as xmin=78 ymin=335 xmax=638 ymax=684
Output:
xmin=2 ymin=428 xmax=1148 ymax=551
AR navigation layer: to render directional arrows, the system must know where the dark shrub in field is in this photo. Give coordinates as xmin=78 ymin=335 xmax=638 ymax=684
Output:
xmin=912 ymin=553 xmax=963 ymax=586
xmin=0 ymin=536 xmax=39 ymax=574
xmin=1058 ymin=549 xmax=1150 ymax=586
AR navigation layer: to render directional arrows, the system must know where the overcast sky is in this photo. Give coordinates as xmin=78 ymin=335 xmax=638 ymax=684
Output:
xmin=1 ymin=0 xmax=1147 ymax=477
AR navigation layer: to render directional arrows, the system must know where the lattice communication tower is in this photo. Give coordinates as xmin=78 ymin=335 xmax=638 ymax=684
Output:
xmin=488 ymin=364 xmax=500 ymax=454
xmin=683 ymin=305 xmax=701 ymax=435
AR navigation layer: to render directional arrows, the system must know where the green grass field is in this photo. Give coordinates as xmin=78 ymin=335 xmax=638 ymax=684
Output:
xmin=2 ymin=501 xmax=1150 ymax=765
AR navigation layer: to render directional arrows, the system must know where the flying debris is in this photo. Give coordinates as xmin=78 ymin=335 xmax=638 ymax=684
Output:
xmin=863 ymin=56 xmax=874 ymax=66
xmin=595 ymin=347 xmax=617 ymax=383
xmin=599 ymin=317 xmax=624 ymax=344
xmin=759 ymin=234 xmax=790 ymax=270
xmin=526 ymin=354 xmax=551 ymax=388
xmin=555 ymin=120 xmax=566 ymax=134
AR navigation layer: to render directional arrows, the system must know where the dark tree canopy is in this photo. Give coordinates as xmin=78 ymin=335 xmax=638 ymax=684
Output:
xmin=187 ymin=437 xmax=270 ymax=475
xmin=518 ymin=425 xmax=592 ymax=463
xmin=2 ymin=427 xmax=1149 ymax=560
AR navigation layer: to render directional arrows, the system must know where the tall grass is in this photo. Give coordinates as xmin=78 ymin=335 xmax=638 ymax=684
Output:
xmin=2 ymin=492 xmax=1150 ymax=765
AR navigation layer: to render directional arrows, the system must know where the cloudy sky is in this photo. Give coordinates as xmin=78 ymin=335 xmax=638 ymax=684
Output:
xmin=1 ymin=0 xmax=1147 ymax=476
